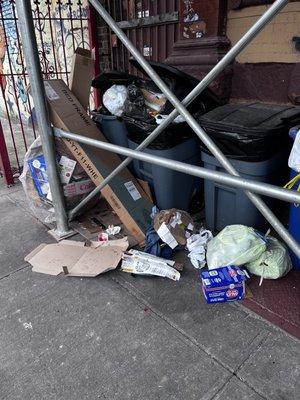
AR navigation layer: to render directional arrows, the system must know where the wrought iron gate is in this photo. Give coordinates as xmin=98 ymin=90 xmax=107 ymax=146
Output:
xmin=0 ymin=0 xmax=95 ymax=185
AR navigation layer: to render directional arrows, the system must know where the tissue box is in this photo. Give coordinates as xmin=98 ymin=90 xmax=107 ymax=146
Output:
xmin=200 ymin=266 xmax=247 ymax=304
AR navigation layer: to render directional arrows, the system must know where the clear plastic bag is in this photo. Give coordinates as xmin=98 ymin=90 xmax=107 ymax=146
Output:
xmin=288 ymin=129 xmax=300 ymax=172
xmin=206 ymin=225 xmax=267 ymax=269
xmin=19 ymin=137 xmax=96 ymax=225
xmin=19 ymin=137 xmax=56 ymax=225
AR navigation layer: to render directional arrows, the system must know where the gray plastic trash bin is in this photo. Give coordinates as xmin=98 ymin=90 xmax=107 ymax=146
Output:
xmin=128 ymin=137 xmax=201 ymax=210
xmin=201 ymin=151 xmax=288 ymax=232
xmin=95 ymin=114 xmax=129 ymax=149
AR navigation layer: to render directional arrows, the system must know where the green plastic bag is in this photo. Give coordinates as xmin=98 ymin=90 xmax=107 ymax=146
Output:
xmin=246 ymin=236 xmax=292 ymax=279
xmin=207 ymin=225 xmax=266 ymax=269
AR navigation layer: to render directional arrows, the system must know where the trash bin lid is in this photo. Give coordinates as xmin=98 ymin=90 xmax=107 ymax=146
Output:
xmin=199 ymin=103 xmax=300 ymax=138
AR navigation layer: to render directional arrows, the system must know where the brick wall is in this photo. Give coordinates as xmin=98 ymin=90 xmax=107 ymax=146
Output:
xmin=227 ymin=2 xmax=300 ymax=63
xmin=96 ymin=3 xmax=111 ymax=72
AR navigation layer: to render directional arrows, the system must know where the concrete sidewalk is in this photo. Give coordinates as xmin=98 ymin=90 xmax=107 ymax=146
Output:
xmin=0 ymin=183 xmax=299 ymax=400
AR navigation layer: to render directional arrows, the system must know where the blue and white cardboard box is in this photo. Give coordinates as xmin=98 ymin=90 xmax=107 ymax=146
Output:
xmin=28 ymin=155 xmax=49 ymax=198
xmin=200 ymin=266 xmax=247 ymax=304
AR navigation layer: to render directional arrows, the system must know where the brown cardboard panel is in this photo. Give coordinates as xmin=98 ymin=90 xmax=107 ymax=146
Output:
xmin=67 ymin=246 xmax=123 ymax=277
xmin=137 ymin=179 xmax=153 ymax=203
xmin=25 ymin=239 xmax=128 ymax=277
xmin=69 ymin=48 xmax=94 ymax=110
xmin=25 ymin=243 xmax=86 ymax=276
xmin=44 ymin=79 xmax=152 ymax=244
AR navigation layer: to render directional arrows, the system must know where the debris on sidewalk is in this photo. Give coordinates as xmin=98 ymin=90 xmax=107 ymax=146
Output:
xmin=121 ymin=250 xmax=181 ymax=281
xmin=144 ymin=206 xmax=173 ymax=259
xmin=153 ymin=209 xmax=194 ymax=249
xmin=44 ymin=79 xmax=153 ymax=244
xmin=200 ymin=266 xmax=248 ymax=304
xmin=70 ymin=200 xmax=139 ymax=247
xmin=187 ymin=228 xmax=213 ymax=269
xmin=206 ymin=225 xmax=266 ymax=270
xmin=25 ymin=238 xmax=128 ymax=277
xmin=106 ymin=225 xmax=122 ymax=236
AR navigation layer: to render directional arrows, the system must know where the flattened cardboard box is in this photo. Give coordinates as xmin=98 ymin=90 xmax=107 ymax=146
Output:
xmin=44 ymin=79 xmax=152 ymax=244
xmin=69 ymin=47 xmax=94 ymax=110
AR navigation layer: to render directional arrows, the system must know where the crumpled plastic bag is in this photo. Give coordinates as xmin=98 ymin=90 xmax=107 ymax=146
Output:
xmin=187 ymin=229 xmax=213 ymax=269
xmin=246 ymin=236 xmax=292 ymax=279
xmin=288 ymin=129 xmax=300 ymax=172
xmin=206 ymin=225 xmax=267 ymax=269
xmin=19 ymin=137 xmax=56 ymax=224
xmin=103 ymin=84 xmax=128 ymax=117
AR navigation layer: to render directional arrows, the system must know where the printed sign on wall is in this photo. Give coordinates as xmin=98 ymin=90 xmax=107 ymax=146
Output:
xmin=181 ymin=0 xmax=207 ymax=39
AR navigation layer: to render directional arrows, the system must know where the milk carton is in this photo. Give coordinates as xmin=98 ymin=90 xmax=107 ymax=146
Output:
xmin=200 ymin=266 xmax=247 ymax=304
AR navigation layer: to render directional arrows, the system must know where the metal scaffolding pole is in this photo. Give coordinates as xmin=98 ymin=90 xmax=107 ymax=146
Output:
xmin=71 ymin=0 xmax=291 ymax=219
xmin=86 ymin=0 xmax=300 ymax=258
xmin=55 ymin=128 xmax=300 ymax=205
xmin=16 ymin=0 xmax=69 ymax=236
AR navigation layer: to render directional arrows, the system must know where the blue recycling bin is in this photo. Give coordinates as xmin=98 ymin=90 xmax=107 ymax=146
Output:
xmin=288 ymin=127 xmax=300 ymax=270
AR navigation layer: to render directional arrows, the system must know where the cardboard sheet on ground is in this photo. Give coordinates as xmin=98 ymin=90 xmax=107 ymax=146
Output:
xmin=25 ymin=238 xmax=128 ymax=277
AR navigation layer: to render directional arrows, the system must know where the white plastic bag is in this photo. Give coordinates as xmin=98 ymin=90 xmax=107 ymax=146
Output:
xmin=187 ymin=229 xmax=213 ymax=269
xmin=206 ymin=225 xmax=267 ymax=269
xmin=103 ymin=85 xmax=128 ymax=116
xmin=246 ymin=236 xmax=292 ymax=279
xmin=288 ymin=129 xmax=300 ymax=172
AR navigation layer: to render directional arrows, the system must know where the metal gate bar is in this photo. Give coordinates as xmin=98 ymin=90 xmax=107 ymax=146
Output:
xmin=0 ymin=0 xmax=92 ymax=181
xmin=17 ymin=0 xmax=300 ymax=258
xmin=84 ymin=0 xmax=300 ymax=257
xmin=16 ymin=0 xmax=69 ymax=237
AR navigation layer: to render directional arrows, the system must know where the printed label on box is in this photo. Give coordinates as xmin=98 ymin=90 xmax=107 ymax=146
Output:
xmin=124 ymin=181 xmax=142 ymax=201
xmin=59 ymin=156 xmax=77 ymax=184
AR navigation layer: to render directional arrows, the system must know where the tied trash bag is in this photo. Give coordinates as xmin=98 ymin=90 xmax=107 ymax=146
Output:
xmin=102 ymin=84 xmax=128 ymax=117
xmin=246 ymin=236 xmax=292 ymax=279
xmin=207 ymin=225 xmax=267 ymax=270
xmin=288 ymin=129 xmax=300 ymax=172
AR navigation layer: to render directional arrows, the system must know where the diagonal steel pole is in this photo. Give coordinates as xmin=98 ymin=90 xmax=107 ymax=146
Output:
xmin=70 ymin=0 xmax=291 ymax=221
xmin=86 ymin=0 xmax=300 ymax=257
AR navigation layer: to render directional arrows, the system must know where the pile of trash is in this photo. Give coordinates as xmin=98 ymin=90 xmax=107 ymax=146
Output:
xmin=91 ymin=59 xmax=220 ymax=148
xmin=21 ymin=47 xmax=295 ymax=308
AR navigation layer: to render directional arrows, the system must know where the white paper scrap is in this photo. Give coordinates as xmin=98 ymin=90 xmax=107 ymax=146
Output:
xmin=157 ymin=222 xmax=178 ymax=249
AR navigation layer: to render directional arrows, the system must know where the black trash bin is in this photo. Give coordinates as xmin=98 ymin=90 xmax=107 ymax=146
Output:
xmin=198 ymin=102 xmax=300 ymax=231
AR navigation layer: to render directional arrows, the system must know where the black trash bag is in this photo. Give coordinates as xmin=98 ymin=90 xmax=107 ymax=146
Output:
xmin=123 ymin=83 xmax=149 ymax=120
